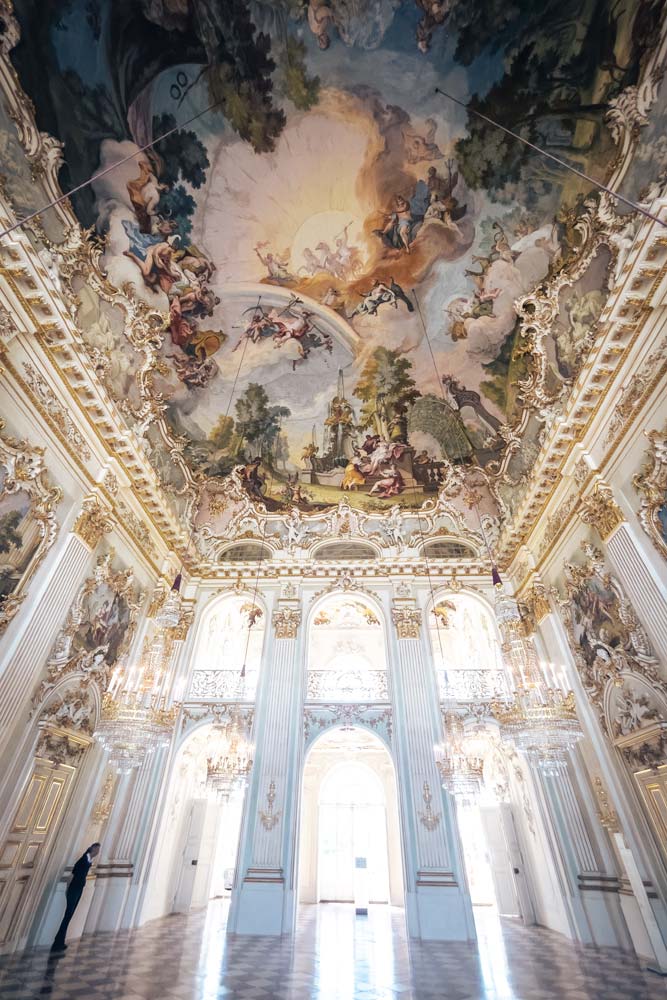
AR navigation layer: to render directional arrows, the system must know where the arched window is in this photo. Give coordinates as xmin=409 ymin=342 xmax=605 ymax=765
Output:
xmin=307 ymin=594 xmax=387 ymax=702
xmin=187 ymin=593 xmax=266 ymax=702
xmin=220 ymin=543 xmax=271 ymax=562
xmin=313 ymin=542 xmax=377 ymax=561
xmin=422 ymin=539 xmax=477 ymax=559
xmin=428 ymin=592 xmax=508 ymax=702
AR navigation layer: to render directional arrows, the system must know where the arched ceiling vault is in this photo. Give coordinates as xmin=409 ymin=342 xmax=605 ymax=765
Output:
xmin=2 ymin=0 xmax=666 ymax=570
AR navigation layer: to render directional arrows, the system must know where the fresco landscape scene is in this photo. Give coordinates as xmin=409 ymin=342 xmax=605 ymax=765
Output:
xmin=9 ymin=0 xmax=660 ymax=512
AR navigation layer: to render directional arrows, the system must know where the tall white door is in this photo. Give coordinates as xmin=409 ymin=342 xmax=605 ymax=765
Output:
xmin=498 ymin=802 xmax=535 ymax=924
xmin=480 ymin=804 xmax=521 ymax=918
xmin=318 ymin=802 xmax=389 ymax=903
xmin=173 ymin=799 xmax=208 ymax=912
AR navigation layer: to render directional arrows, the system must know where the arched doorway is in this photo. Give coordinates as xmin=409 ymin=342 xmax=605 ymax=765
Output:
xmin=427 ymin=589 xmax=533 ymax=924
xmin=299 ymin=727 xmax=403 ymax=909
xmin=141 ymin=589 xmax=264 ymax=925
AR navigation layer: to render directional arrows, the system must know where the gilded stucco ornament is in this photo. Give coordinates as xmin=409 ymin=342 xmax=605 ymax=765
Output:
xmin=578 ymin=481 xmax=625 ymax=541
xmin=633 ymin=422 xmax=667 ymax=559
xmin=273 ymin=606 xmax=301 ymax=639
xmin=35 ymin=724 xmax=90 ymax=769
xmin=592 ymin=776 xmax=620 ymax=834
xmin=614 ymin=718 xmax=667 ymax=771
xmin=303 ymin=704 xmax=392 ymax=745
xmin=91 ymin=771 xmax=116 ymax=824
xmin=417 ymin=782 xmax=441 ymax=832
xmin=39 ymin=679 xmax=98 ymax=737
xmin=525 ymin=579 xmax=551 ymax=626
xmin=0 ymin=419 xmax=62 ymax=633
xmin=258 ymin=781 xmax=281 ymax=832
xmin=72 ymin=494 xmax=115 ymax=549
xmin=21 ymin=363 xmax=92 ymax=462
xmin=391 ymin=604 xmax=422 ymax=639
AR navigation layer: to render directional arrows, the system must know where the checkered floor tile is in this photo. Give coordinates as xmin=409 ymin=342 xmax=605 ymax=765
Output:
xmin=0 ymin=900 xmax=665 ymax=999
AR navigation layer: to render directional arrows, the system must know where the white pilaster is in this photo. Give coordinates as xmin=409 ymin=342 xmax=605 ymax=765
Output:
xmin=606 ymin=523 xmax=667 ymax=663
xmin=0 ymin=532 xmax=94 ymax=754
xmin=229 ymin=596 xmax=304 ymax=935
xmin=539 ymin=609 xmax=667 ymax=962
xmin=389 ymin=595 xmax=475 ymax=941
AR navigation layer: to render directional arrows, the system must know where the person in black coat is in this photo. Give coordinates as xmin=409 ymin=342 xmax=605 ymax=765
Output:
xmin=51 ymin=843 xmax=100 ymax=952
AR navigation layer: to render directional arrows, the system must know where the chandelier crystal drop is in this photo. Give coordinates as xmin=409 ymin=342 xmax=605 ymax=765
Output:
xmin=206 ymin=713 xmax=254 ymax=801
xmin=491 ymin=571 xmax=583 ymax=775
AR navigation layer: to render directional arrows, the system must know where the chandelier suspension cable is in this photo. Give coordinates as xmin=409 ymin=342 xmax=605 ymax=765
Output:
xmin=434 ymin=87 xmax=667 ymax=229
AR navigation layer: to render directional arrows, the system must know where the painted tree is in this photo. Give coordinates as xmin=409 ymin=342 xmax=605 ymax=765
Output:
xmin=0 ymin=510 xmax=23 ymax=555
xmin=234 ymin=383 xmax=291 ymax=461
xmin=275 ymin=431 xmax=291 ymax=471
xmin=208 ymin=414 xmax=236 ymax=453
xmin=353 ymin=348 xmax=419 ymax=439
xmin=452 ymin=0 xmax=654 ymax=203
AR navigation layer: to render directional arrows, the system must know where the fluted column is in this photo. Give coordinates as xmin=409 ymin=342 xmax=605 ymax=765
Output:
xmin=537 ymin=759 xmax=632 ymax=949
xmin=229 ymin=595 xmax=303 ymax=935
xmin=0 ymin=494 xmax=114 ymax=753
xmin=389 ymin=592 xmax=475 ymax=941
xmin=537 ymin=606 xmax=667 ymax=967
xmin=579 ymin=481 xmax=667 ymax=661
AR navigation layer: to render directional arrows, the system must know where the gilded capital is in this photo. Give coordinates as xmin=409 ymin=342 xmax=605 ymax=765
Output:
xmin=391 ymin=605 xmax=422 ymax=639
xmin=522 ymin=581 xmax=551 ymax=632
xmin=578 ymin=482 xmax=624 ymax=542
xmin=273 ymin=607 xmax=301 ymax=639
xmin=73 ymin=495 xmax=115 ymax=549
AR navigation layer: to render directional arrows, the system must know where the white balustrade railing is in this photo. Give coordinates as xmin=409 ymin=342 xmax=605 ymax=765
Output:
xmin=437 ymin=668 xmax=510 ymax=703
xmin=306 ymin=669 xmax=389 ymax=702
xmin=188 ymin=669 xmax=258 ymax=701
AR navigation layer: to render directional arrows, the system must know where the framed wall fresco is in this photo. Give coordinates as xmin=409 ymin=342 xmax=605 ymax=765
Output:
xmin=0 ymin=418 xmax=62 ymax=633
xmin=1 ymin=0 xmax=661 ymax=524
xmin=633 ymin=421 xmax=667 ymax=560
xmin=559 ymin=542 xmax=667 ymax=757
xmin=34 ymin=552 xmax=143 ymax=707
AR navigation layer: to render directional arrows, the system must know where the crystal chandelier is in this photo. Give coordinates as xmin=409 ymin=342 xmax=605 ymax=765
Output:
xmin=434 ymin=713 xmax=485 ymax=804
xmin=154 ymin=573 xmax=183 ymax=629
xmin=492 ymin=685 xmax=582 ymax=776
xmin=94 ymin=577 xmax=184 ymax=773
xmin=491 ymin=571 xmax=582 ymax=775
xmin=95 ymin=690 xmax=177 ymax=774
xmin=206 ymin=712 xmax=254 ymax=800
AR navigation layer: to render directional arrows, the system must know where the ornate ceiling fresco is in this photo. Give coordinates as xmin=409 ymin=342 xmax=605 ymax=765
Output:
xmin=3 ymin=0 xmax=664 ymax=544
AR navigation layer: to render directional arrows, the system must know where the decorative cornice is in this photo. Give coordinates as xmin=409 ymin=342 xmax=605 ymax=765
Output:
xmin=72 ymin=494 xmax=115 ymax=549
xmin=578 ymin=482 xmax=625 ymax=541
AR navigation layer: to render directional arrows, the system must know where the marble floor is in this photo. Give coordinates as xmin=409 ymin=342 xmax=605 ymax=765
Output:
xmin=0 ymin=900 xmax=665 ymax=1000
